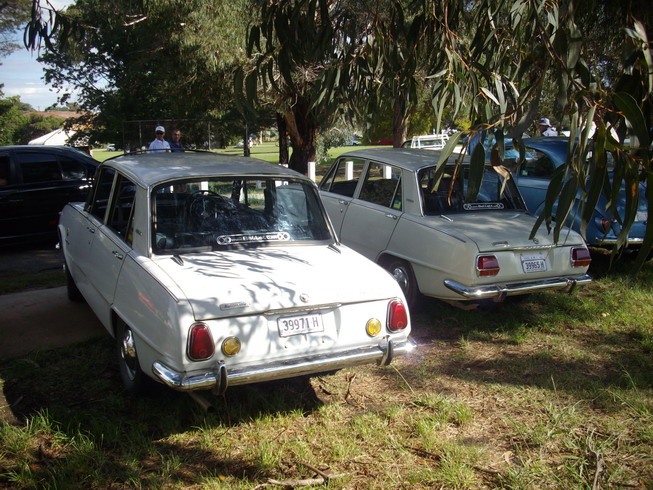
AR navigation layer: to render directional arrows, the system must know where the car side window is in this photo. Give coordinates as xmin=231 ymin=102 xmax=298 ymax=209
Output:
xmin=16 ymin=152 xmax=62 ymax=184
xmin=358 ymin=162 xmax=402 ymax=210
xmin=519 ymin=148 xmax=556 ymax=178
xmin=107 ymin=175 xmax=136 ymax=244
xmin=320 ymin=158 xmax=365 ymax=197
xmin=89 ymin=168 xmax=116 ymax=221
xmin=0 ymin=156 xmax=9 ymax=186
xmin=60 ymin=158 xmax=87 ymax=180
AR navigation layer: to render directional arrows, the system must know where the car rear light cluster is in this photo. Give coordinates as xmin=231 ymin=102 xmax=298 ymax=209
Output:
xmin=571 ymin=247 xmax=592 ymax=267
xmin=476 ymin=255 xmax=500 ymax=276
xmin=387 ymin=300 xmax=408 ymax=332
xmin=187 ymin=322 xmax=215 ymax=361
xmin=600 ymin=218 xmax=612 ymax=233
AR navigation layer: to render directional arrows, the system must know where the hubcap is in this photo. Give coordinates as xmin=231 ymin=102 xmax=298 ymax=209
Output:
xmin=391 ymin=266 xmax=409 ymax=292
xmin=120 ymin=328 xmax=138 ymax=380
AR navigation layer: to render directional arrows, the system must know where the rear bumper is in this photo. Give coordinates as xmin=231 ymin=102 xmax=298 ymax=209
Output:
xmin=152 ymin=336 xmax=415 ymax=393
xmin=594 ymin=237 xmax=644 ymax=246
xmin=444 ymin=274 xmax=592 ymax=301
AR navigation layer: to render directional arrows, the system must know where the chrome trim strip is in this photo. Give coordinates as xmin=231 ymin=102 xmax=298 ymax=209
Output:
xmin=596 ymin=238 xmax=645 ymax=245
xmin=152 ymin=337 xmax=415 ymax=392
xmin=262 ymin=303 xmax=343 ymax=316
xmin=443 ymin=274 xmax=592 ymax=300
xmin=507 ymin=244 xmax=558 ymax=251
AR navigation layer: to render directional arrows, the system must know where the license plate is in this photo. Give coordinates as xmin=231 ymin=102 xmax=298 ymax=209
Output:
xmin=278 ymin=313 xmax=324 ymax=337
xmin=521 ymin=253 xmax=547 ymax=273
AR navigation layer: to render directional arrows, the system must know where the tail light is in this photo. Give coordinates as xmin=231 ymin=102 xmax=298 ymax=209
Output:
xmin=187 ymin=323 xmax=215 ymax=361
xmin=600 ymin=218 xmax=612 ymax=233
xmin=476 ymin=255 xmax=500 ymax=276
xmin=387 ymin=300 xmax=408 ymax=332
xmin=571 ymin=247 xmax=592 ymax=267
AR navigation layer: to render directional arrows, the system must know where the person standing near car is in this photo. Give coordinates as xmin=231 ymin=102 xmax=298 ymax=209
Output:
xmin=537 ymin=118 xmax=558 ymax=136
xmin=149 ymin=126 xmax=171 ymax=152
xmin=169 ymin=129 xmax=185 ymax=152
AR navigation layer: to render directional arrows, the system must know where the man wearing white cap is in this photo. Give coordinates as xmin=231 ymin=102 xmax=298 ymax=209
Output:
xmin=537 ymin=117 xmax=558 ymax=137
xmin=149 ymin=126 xmax=171 ymax=152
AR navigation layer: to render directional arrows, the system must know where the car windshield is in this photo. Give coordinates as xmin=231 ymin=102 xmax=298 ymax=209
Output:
xmin=151 ymin=177 xmax=332 ymax=254
xmin=419 ymin=165 xmax=525 ymax=215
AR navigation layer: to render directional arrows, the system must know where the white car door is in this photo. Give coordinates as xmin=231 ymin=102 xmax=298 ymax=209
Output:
xmin=339 ymin=162 xmax=403 ymax=261
xmin=82 ymin=173 xmax=136 ymax=329
xmin=319 ymin=157 xmax=365 ymax=236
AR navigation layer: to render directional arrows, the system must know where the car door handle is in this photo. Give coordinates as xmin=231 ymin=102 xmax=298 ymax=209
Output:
xmin=112 ymin=251 xmax=124 ymax=260
xmin=86 ymin=226 xmax=95 ymax=234
xmin=338 ymin=200 xmax=348 ymax=205
xmin=385 ymin=214 xmax=398 ymax=220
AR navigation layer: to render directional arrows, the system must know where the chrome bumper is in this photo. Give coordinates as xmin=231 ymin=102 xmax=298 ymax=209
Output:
xmin=444 ymin=274 xmax=592 ymax=301
xmin=152 ymin=336 xmax=414 ymax=393
xmin=595 ymin=237 xmax=644 ymax=246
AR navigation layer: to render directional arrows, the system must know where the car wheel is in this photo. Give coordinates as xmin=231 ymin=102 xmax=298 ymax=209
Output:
xmin=64 ymin=262 xmax=84 ymax=302
xmin=385 ymin=259 xmax=419 ymax=307
xmin=117 ymin=321 xmax=149 ymax=394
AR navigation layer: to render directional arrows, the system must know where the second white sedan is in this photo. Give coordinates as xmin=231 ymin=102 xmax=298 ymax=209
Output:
xmin=319 ymin=148 xmax=592 ymax=306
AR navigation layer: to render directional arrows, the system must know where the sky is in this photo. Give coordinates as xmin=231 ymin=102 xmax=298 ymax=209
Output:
xmin=1 ymin=0 xmax=73 ymax=111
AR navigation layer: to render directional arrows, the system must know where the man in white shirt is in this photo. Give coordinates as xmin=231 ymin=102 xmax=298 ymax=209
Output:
xmin=149 ymin=126 xmax=171 ymax=152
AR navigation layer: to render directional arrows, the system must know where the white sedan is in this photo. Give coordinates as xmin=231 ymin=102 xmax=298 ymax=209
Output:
xmin=319 ymin=148 xmax=592 ymax=306
xmin=58 ymin=151 xmax=412 ymax=394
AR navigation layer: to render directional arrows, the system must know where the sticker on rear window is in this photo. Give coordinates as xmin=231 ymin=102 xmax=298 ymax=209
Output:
xmin=463 ymin=203 xmax=505 ymax=210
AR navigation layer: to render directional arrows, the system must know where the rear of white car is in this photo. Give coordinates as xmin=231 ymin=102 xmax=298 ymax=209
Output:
xmin=59 ymin=153 xmax=413 ymax=394
xmin=147 ymin=245 xmax=412 ymax=393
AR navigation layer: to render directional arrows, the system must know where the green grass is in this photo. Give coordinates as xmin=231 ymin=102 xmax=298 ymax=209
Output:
xmin=1 ymin=209 xmax=651 ymax=488
xmin=2 ymin=259 xmax=651 ymax=489
xmin=0 ymin=270 xmax=65 ymax=295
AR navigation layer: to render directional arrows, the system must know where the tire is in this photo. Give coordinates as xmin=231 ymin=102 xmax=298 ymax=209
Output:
xmin=117 ymin=320 xmax=149 ymax=395
xmin=64 ymin=262 xmax=84 ymax=302
xmin=385 ymin=259 xmax=419 ymax=308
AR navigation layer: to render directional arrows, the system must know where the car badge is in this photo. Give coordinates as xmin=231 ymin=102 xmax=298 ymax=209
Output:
xmin=300 ymin=293 xmax=310 ymax=303
xmin=220 ymin=302 xmax=248 ymax=310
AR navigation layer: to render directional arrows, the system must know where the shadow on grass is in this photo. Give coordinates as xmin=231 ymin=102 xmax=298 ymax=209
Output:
xmin=0 ymin=337 xmax=323 ymax=487
xmin=387 ymin=261 xmax=653 ymax=407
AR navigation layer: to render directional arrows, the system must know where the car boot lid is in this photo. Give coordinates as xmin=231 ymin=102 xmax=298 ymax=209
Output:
xmin=427 ymin=211 xmax=585 ymax=252
xmin=153 ymin=244 xmax=402 ymax=320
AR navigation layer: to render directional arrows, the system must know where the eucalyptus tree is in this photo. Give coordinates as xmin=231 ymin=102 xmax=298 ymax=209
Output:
xmin=238 ymin=0 xmax=363 ymax=174
xmin=428 ymin=0 xmax=652 ymax=265
xmin=30 ymin=0 xmax=250 ymax=145
xmin=350 ymin=0 xmax=463 ymax=147
xmin=24 ymin=0 xmax=653 ymax=262
xmin=0 ymin=0 xmax=30 ymax=57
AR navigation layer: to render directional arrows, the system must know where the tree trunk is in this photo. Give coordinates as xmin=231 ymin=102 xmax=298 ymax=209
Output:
xmin=392 ymin=96 xmax=409 ymax=148
xmin=276 ymin=112 xmax=289 ymax=166
xmin=284 ymin=102 xmax=317 ymax=175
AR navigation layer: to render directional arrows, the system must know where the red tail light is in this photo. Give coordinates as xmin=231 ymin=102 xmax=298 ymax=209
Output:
xmin=600 ymin=218 xmax=612 ymax=233
xmin=476 ymin=255 xmax=500 ymax=276
xmin=387 ymin=300 xmax=408 ymax=332
xmin=187 ymin=323 xmax=215 ymax=361
xmin=571 ymin=247 xmax=592 ymax=267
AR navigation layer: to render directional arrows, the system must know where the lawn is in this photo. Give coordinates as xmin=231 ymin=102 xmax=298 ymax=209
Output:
xmin=91 ymin=142 xmax=386 ymax=183
xmin=1 ymin=252 xmax=651 ymax=488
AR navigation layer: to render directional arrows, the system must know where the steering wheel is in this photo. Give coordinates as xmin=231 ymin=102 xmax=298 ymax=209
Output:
xmin=187 ymin=190 xmax=237 ymax=230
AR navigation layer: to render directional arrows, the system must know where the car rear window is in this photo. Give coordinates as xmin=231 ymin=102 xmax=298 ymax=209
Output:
xmin=152 ymin=177 xmax=333 ymax=254
xmin=419 ymin=165 xmax=525 ymax=215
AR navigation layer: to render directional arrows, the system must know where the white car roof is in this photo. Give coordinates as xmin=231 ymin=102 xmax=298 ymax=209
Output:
xmin=339 ymin=148 xmax=468 ymax=172
xmin=101 ymin=151 xmax=308 ymax=187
